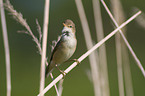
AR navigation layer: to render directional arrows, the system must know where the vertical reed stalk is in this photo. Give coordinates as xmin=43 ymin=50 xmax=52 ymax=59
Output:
xmin=92 ymin=0 xmax=110 ymax=96
xmin=111 ymin=0 xmax=134 ymax=96
xmin=0 ymin=0 xmax=11 ymax=96
xmin=39 ymin=0 xmax=50 ymax=96
xmin=111 ymin=0 xmax=125 ymax=96
xmin=122 ymin=43 xmax=134 ymax=96
xmin=75 ymin=0 xmax=101 ymax=96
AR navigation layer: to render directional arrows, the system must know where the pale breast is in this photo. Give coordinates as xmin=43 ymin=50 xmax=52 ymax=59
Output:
xmin=53 ymin=35 xmax=77 ymax=64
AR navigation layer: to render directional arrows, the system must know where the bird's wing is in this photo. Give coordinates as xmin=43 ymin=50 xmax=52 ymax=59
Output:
xmin=49 ymin=38 xmax=62 ymax=65
xmin=45 ymin=39 xmax=62 ymax=77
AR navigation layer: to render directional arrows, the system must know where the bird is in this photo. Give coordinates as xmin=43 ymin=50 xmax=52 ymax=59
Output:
xmin=45 ymin=19 xmax=77 ymax=78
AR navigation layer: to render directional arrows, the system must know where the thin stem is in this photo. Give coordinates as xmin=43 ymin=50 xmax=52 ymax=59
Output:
xmin=122 ymin=44 xmax=134 ymax=96
xmin=39 ymin=0 xmax=50 ymax=96
xmin=111 ymin=0 xmax=134 ymax=95
xmin=50 ymin=73 xmax=60 ymax=96
xmin=0 ymin=0 xmax=11 ymax=96
xmin=37 ymin=11 xmax=141 ymax=96
xmin=92 ymin=0 xmax=110 ymax=96
xmin=110 ymin=0 xmax=125 ymax=96
xmin=75 ymin=0 xmax=101 ymax=96
xmin=58 ymin=79 xmax=64 ymax=96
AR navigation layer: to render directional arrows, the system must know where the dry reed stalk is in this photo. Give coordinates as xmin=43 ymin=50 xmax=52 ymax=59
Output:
xmin=122 ymin=44 xmax=134 ymax=96
xmin=111 ymin=0 xmax=125 ymax=96
xmin=50 ymin=73 xmax=60 ymax=96
xmin=92 ymin=0 xmax=110 ymax=96
xmin=0 ymin=0 xmax=11 ymax=96
xmin=57 ymin=79 xmax=64 ymax=96
xmin=39 ymin=0 xmax=50 ymax=96
xmin=37 ymin=11 xmax=141 ymax=96
xmin=111 ymin=0 xmax=134 ymax=96
xmin=133 ymin=7 xmax=145 ymax=29
xmin=75 ymin=0 xmax=101 ymax=96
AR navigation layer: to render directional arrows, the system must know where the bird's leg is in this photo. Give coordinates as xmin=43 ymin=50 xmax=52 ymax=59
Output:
xmin=65 ymin=59 xmax=80 ymax=66
xmin=55 ymin=65 xmax=66 ymax=78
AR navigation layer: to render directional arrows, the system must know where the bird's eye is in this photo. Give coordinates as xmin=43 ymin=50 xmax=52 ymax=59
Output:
xmin=69 ymin=25 xmax=72 ymax=28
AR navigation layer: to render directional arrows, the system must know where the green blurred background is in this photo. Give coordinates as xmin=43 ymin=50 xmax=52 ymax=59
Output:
xmin=0 ymin=0 xmax=145 ymax=96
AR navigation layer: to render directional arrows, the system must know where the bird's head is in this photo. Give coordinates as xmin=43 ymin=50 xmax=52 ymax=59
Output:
xmin=62 ymin=19 xmax=76 ymax=34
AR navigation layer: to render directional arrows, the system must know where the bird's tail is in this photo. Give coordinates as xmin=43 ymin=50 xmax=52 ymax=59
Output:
xmin=45 ymin=65 xmax=50 ymax=78
xmin=45 ymin=61 xmax=54 ymax=78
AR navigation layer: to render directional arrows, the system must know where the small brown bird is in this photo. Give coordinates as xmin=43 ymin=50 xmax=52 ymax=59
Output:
xmin=45 ymin=19 xmax=77 ymax=78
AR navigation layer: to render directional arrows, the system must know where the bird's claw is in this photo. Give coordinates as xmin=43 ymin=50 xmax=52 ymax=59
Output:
xmin=60 ymin=71 xmax=67 ymax=79
xmin=73 ymin=59 xmax=80 ymax=66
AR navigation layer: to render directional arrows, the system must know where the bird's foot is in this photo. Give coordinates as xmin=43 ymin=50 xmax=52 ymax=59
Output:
xmin=73 ymin=59 xmax=80 ymax=66
xmin=60 ymin=70 xmax=67 ymax=79
xmin=55 ymin=65 xmax=66 ymax=79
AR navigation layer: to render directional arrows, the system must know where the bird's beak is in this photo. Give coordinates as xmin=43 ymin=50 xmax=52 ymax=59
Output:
xmin=63 ymin=23 xmax=66 ymax=27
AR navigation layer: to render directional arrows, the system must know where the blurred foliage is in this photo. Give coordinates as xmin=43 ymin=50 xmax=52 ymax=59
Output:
xmin=0 ymin=0 xmax=145 ymax=96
